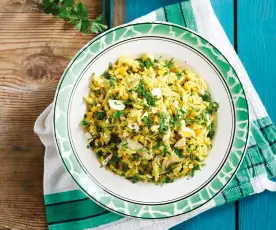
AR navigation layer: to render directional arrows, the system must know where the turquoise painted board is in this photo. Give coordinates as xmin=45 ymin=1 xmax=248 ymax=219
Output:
xmin=172 ymin=203 xmax=235 ymax=230
xmin=238 ymin=0 xmax=276 ymax=229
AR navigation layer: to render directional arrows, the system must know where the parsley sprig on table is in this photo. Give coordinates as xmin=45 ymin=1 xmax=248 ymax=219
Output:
xmin=42 ymin=0 xmax=108 ymax=34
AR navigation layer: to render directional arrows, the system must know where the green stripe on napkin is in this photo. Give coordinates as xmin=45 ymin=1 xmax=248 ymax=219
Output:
xmin=45 ymin=190 xmax=87 ymax=205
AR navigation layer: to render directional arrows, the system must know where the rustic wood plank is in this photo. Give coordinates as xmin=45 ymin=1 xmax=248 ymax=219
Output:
xmin=0 ymin=0 xmax=101 ymax=13
xmin=0 ymin=147 xmax=47 ymax=229
xmin=0 ymin=13 xmax=100 ymax=147
xmin=111 ymin=0 xmax=125 ymax=27
xmin=238 ymin=0 xmax=276 ymax=229
xmin=0 ymin=0 xmax=102 ymax=228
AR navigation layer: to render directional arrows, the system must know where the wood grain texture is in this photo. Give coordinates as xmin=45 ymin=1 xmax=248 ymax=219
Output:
xmin=0 ymin=0 xmax=101 ymax=13
xmin=238 ymin=1 xmax=276 ymax=229
xmin=0 ymin=1 xmax=102 ymax=229
xmin=111 ymin=0 xmax=125 ymax=26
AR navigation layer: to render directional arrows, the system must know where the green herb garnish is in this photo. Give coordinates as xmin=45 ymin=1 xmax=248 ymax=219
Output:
xmin=164 ymin=58 xmax=174 ymax=69
xmin=159 ymin=113 xmax=169 ymax=133
xmin=113 ymin=111 xmax=124 ymax=120
xmin=80 ymin=119 xmax=90 ymax=127
xmin=95 ymin=111 xmax=105 ymax=120
xmin=208 ymin=124 xmax=216 ymax=140
xmin=142 ymin=116 xmax=153 ymax=127
xmin=155 ymin=139 xmax=162 ymax=149
xmin=109 ymin=77 xmax=116 ymax=87
xmin=176 ymin=72 xmax=182 ymax=80
xmin=130 ymin=175 xmax=140 ymax=183
xmin=175 ymin=147 xmax=184 ymax=158
xmin=202 ymin=92 xmax=211 ymax=102
xmin=206 ymin=102 xmax=219 ymax=114
xmin=42 ymin=0 xmax=107 ymax=34
xmin=133 ymin=154 xmax=140 ymax=161
xmin=135 ymin=80 xmax=157 ymax=106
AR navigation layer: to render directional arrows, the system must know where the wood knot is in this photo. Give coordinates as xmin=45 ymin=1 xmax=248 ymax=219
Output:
xmin=22 ymin=54 xmax=53 ymax=80
xmin=18 ymin=46 xmax=69 ymax=91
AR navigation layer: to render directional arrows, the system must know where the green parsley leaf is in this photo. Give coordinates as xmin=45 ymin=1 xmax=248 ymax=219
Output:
xmin=208 ymin=124 xmax=216 ymax=140
xmin=159 ymin=113 xmax=169 ymax=133
xmin=42 ymin=0 xmax=107 ymax=34
xmin=124 ymin=98 xmax=132 ymax=106
xmin=80 ymin=119 xmax=90 ymax=127
xmin=109 ymin=77 xmax=116 ymax=87
xmin=165 ymin=177 xmax=174 ymax=183
xmin=206 ymin=102 xmax=219 ymax=114
xmin=175 ymin=147 xmax=184 ymax=158
xmin=189 ymin=165 xmax=200 ymax=177
xmin=113 ymin=111 xmax=124 ymax=120
xmin=155 ymin=139 xmax=162 ymax=149
xmin=176 ymin=72 xmax=182 ymax=80
xmin=162 ymin=145 xmax=169 ymax=157
xmin=142 ymin=116 xmax=153 ymax=127
xmin=95 ymin=111 xmax=105 ymax=120
xmin=135 ymin=80 xmax=157 ymax=106
xmin=164 ymin=58 xmax=174 ymax=69
xmin=133 ymin=154 xmax=140 ymax=161
xmin=202 ymin=92 xmax=211 ymax=102
xmin=168 ymin=83 xmax=173 ymax=86
xmin=130 ymin=175 xmax=140 ymax=183
xmin=91 ymin=14 xmax=108 ymax=34
xmin=76 ymin=19 xmax=90 ymax=34
xmin=145 ymin=58 xmax=154 ymax=69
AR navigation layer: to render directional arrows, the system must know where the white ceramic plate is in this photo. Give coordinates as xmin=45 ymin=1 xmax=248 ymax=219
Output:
xmin=53 ymin=22 xmax=249 ymax=219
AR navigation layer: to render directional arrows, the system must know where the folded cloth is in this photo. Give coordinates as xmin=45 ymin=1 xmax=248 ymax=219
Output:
xmin=34 ymin=1 xmax=276 ymax=229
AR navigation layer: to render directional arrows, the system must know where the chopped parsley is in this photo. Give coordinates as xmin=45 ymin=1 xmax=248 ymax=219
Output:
xmin=171 ymin=109 xmax=185 ymax=127
xmin=95 ymin=111 xmax=105 ymax=120
xmin=161 ymin=177 xmax=174 ymax=184
xmin=80 ymin=119 xmax=90 ymax=127
xmin=155 ymin=139 xmax=162 ymax=149
xmin=175 ymin=147 xmax=184 ymax=158
xmin=135 ymin=80 xmax=157 ymax=106
xmin=202 ymin=91 xmax=211 ymax=102
xmin=189 ymin=165 xmax=200 ymax=177
xmin=168 ymin=83 xmax=173 ymax=86
xmin=206 ymin=102 xmax=219 ymax=114
xmin=164 ymin=58 xmax=174 ymax=69
xmin=142 ymin=116 xmax=153 ymax=127
xmin=109 ymin=77 xmax=116 ymax=87
xmin=113 ymin=111 xmax=124 ymax=120
xmin=145 ymin=58 xmax=154 ymax=69
xmin=162 ymin=145 xmax=169 ymax=157
xmin=124 ymin=98 xmax=132 ymax=106
xmin=133 ymin=154 xmax=140 ymax=161
xmin=176 ymin=72 xmax=182 ymax=80
xmin=103 ymin=71 xmax=111 ymax=79
xmin=159 ymin=113 xmax=169 ymax=133
xmin=208 ymin=124 xmax=216 ymax=140
xmin=130 ymin=175 xmax=140 ymax=183
xmin=136 ymin=58 xmax=153 ymax=69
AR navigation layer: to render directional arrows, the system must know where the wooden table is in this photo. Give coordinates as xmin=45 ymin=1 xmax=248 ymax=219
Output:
xmin=0 ymin=0 xmax=275 ymax=229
